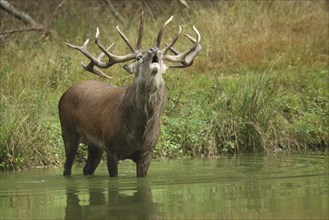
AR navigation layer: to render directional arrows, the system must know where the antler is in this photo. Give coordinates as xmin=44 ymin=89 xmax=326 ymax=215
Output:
xmin=155 ymin=15 xmax=201 ymax=68
xmin=156 ymin=16 xmax=173 ymax=48
xmin=66 ymin=12 xmax=145 ymax=78
xmin=163 ymin=26 xmax=201 ymax=68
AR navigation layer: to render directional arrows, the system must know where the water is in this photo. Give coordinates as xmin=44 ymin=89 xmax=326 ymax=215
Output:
xmin=0 ymin=153 xmax=328 ymax=219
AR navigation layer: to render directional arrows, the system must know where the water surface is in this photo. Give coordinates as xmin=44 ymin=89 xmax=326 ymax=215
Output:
xmin=1 ymin=153 xmax=328 ymax=219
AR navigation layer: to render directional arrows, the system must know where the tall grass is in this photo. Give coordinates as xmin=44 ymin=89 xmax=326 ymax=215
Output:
xmin=202 ymin=73 xmax=299 ymax=154
xmin=0 ymin=0 xmax=328 ymax=170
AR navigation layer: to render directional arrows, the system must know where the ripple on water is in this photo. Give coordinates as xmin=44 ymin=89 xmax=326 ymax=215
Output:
xmin=0 ymin=153 xmax=328 ymax=220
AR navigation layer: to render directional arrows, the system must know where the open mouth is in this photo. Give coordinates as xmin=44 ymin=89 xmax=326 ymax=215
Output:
xmin=150 ymin=54 xmax=160 ymax=74
xmin=152 ymin=54 xmax=159 ymax=63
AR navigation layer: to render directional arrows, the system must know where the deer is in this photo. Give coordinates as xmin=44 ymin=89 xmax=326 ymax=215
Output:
xmin=58 ymin=12 xmax=201 ymax=178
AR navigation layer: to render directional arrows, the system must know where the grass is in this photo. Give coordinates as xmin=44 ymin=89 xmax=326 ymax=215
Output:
xmin=0 ymin=0 xmax=328 ymax=170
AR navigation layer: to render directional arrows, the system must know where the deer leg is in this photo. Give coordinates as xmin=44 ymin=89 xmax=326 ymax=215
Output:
xmin=83 ymin=145 xmax=103 ymax=175
xmin=135 ymin=152 xmax=153 ymax=177
xmin=63 ymin=135 xmax=80 ymax=176
xmin=106 ymin=153 xmax=119 ymax=177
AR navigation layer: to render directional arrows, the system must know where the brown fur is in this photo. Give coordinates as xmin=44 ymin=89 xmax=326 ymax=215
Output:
xmin=59 ymin=72 xmax=166 ymax=177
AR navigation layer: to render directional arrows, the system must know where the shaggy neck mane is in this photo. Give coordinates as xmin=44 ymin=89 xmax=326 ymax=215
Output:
xmin=121 ymin=78 xmax=166 ymax=147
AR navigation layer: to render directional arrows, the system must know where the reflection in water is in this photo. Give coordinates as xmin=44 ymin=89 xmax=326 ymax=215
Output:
xmin=0 ymin=154 xmax=328 ymax=219
xmin=65 ymin=179 xmax=158 ymax=220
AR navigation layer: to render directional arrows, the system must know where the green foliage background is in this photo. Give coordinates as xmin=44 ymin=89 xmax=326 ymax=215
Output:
xmin=0 ymin=0 xmax=328 ymax=170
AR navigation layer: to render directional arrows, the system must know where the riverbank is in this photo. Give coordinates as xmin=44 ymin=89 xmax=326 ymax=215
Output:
xmin=1 ymin=1 xmax=328 ymax=170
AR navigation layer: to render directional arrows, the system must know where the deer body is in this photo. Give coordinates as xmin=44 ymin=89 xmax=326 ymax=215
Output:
xmin=60 ymin=12 xmax=201 ymax=177
xmin=60 ymin=78 xmax=166 ymax=177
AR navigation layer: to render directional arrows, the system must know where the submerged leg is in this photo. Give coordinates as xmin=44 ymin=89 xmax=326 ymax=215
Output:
xmin=135 ymin=152 xmax=153 ymax=178
xmin=63 ymin=137 xmax=80 ymax=176
xmin=107 ymin=153 xmax=119 ymax=177
xmin=83 ymin=145 xmax=103 ymax=175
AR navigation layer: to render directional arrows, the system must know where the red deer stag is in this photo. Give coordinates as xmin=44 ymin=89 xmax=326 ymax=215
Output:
xmin=59 ymin=12 xmax=201 ymax=177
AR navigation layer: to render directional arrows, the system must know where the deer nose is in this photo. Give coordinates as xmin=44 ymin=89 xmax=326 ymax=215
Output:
xmin=149 ymin=47 xmax=159 ymax=54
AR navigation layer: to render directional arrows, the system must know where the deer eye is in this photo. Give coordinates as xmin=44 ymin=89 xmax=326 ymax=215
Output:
xmin=136 ymin=55 xmax=142 ymax=61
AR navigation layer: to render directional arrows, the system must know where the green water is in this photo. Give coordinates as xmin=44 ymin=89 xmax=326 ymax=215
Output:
xmin=0 ymin=153 xmax=328 ymax=219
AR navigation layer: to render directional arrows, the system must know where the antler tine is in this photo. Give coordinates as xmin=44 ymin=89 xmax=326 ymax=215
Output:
xmin=66 ymin=38 xmax=113 ymax=78
xmin=162 ymin=25 xmax=182 ymax=55
xmin=66 ymin=39 xmax=110 ymax=71
xmin=81 ymin=62 xmax=113 ymax=79
xmin=136 ymin=11 xmax=144 ymax=50
xmin=82 ymin=39 xmax=115 ymax=79
xmin=168 ymin=28 xmax=201 ymax=66
xmin=95 ymin=27 xmax=135 ymax=62
xmin=156 ymin=16 xmax=173 ymax=48
xmin=116 ymin=26 xmax=136 ymax=53
xmin=163 ymin=25 xmax=202 ymax=68
xmin=66 ymin=39 xmax=91 ymax=59
xmin=66 ymin=26 xmax=137 ymax=78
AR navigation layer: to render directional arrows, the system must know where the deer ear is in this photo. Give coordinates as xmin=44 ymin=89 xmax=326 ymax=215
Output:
xmin=123 ymin=63 xmax=137 ymax=74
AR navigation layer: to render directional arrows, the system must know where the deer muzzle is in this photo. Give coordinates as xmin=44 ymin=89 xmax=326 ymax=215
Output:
xmin=149 ymin=48 xmax=161 ymax=74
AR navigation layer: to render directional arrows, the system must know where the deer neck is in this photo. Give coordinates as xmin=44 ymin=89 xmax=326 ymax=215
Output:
xmin=121 ymin=77 xmax=166 ymax=137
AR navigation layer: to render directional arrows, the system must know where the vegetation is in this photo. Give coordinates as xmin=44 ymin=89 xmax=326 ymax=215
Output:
xmin=0 ymin=0 xmax=328 ymax=170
